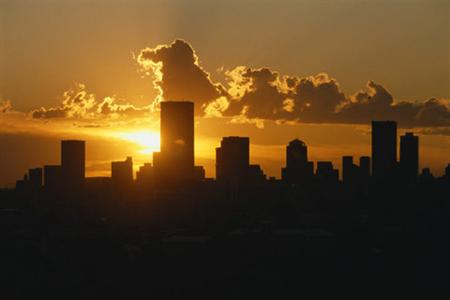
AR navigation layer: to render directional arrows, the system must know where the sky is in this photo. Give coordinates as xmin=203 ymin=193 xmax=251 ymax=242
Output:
xmin=0 ymin=0 xmax=449 ymax=187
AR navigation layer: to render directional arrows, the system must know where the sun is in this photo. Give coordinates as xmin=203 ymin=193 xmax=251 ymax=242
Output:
xmin=116 ymin=131 xmax=160 ymax=154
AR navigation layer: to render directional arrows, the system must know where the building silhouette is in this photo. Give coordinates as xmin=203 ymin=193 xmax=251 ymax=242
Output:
xmin=216 ymin=136 xmax=249 ymax=183
xmin=28 ymin=168 xmax=43 ymax=189
xmin=248 ymin=164 xmax=266 ymax=183
xmin=359 ymin=156 xmax=370 ymax=179
xmin=136 ymin=163 xmax=153 ymax=186
xmin=44 ymin=165 xmax=62 ymax=189
xmin=371 ymin=121 xmax=397 ymax=180
xmin=400 ymin=132 xmax=419 ymax=183
xmin=194 ymin=166 xmax=206 ymax=182
xmin=153 ymin=101 xmax=194 ymax=185
xmin=342 ymin=156 xmax=356 ymax=185
xmin=316 ymin=161 xmax=339 ymax=183
xmin=342 ymin=156 xmax=372 ymax=187
xmin=419 ymin=167 xmax=434 ymax=183
xmin=287 ymin=139 xmax=307 ymax=165
xmin=6 ymin=114 xmax=450 ymax=299
xmin=15 ymin=174 xmax=29 ymax=190
xmin=61 ymin=140 xmax=85 ymax=186
xmin=111 ymin=157 xmax=133 ymax=189
xmin=281 ymin=139 xmax=313 ymax=184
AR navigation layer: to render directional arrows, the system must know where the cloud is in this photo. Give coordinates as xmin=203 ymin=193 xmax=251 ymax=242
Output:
xmin=222 ymin=68 xmax=348 ymax=124
xmin=96 ymin=97 xmax=151 ymax=118
xmin=414 ymin=98 xmax=450 ymax=127
xmin=292 ymin=73 xmax=347 ymax=123
xmin=220 ymin=66 xmax=449 ymax=128
xmin=224 ymin=67 xmax=296 ymax=119
xmin=21 ymin=39 xmax=448 ymax=133
xmin=337 ymin=82 xmax=450 ymax=127
xmin=204 ymin=96 xmax=230 ymax=118
xmin=137 ymin=39 xmax=227 ymax=115
xmin=229 ymin=106 xmax=265 ymax=129
xmin=31 ymin=83 xmax=152 ymax=121
xmin=134 ymin=39 xmax=449 ymax=130
xmin=420 ymin=126 xmax=450 ymax=136
xmin=0 ymin=99 xmax=12 ymax=113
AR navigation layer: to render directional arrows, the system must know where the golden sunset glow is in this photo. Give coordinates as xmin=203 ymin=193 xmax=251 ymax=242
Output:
xmin=0 ymin=0 xmax=448 ymax=188
xmin=116 ymin=131 xmax=160 ymax=154
xmin=1 ymin=2 xmax=449 ymax=295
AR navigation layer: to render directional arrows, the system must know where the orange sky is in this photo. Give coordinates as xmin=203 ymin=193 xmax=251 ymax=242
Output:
xmin=0 ymin=0 xmax=449 ymax=187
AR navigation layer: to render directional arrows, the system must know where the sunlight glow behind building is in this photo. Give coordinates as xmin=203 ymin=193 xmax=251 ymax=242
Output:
xmin=116 ymin=131 xmax=160 ymax=154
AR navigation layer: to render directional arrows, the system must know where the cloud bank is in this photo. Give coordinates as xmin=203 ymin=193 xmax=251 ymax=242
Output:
xmin=136 ymin=39 xmax=450 ymax=129
xmin=30 ymin=83 xmax=153 ymax=121
xmin=4 ymin=39 xmax=447 ymax=134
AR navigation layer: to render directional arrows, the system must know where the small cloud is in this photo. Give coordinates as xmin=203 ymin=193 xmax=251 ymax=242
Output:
xmin=229 ymin=106 xmax=265 ymax=129
xmin=31 ymin=83 xmax=153 ymax=121
xmin=282 ymin=98 xmax=295 ymax=113
xmin=0 ymin=99 xmax=12 ymax=113
xmin=73 ymin=123 xmax=105 ymax=129
xmin=204 ymin=96 xmax=230 ymax=118
xmin=420 ymin=127 xmax=450 ymax=136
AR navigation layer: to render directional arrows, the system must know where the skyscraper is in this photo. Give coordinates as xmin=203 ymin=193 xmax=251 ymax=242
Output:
xmin=111 ymin=157 xmax=133 ymax=189
xmin=44 ymin=165 xmax=62 ymax=189
xmin=248 ymin=164 xmax=266 ymax=183
xmin=61 ymin=140 xmax=85 ymax=186
xmin=193 ymin=166 xmax=206 ymax=182
xmin=316 ymin=161 xmax=339 ymax=183
xmin=342 ymin=156 xmax=356 ymax=185
xmin=286 ymin=139 xmax=307 ymax=168
xmin=400 ymin=132 xmax=419 ymax=183
xmin=28 ymin=168 xmax=43 ymax=189
xmin=216 ymin=136 xmax=249 ymax=182
xmin=371 ymin=121 xmax=397 ymax=179
xmin=281 ymin=139 xmax=313 ymax=184
xmin=136 ymin=163 xmax=154 ymax=186
xmin=359 ymin=156 xmax=371 ymax=178
xmin=153 ymin=101 xmax=195 ymax=184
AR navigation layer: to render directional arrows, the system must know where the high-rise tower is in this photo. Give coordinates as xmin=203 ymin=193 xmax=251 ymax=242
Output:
xmin=216 ymin=136 xmax=250 ymax=182
xmin=153 ymin=101 xmax=194 ymax=184
xmin=371 ymin=121 xmax=397 ymax=179
xmin=61 ymin=140 xmax=85 ymax=186
xmin=281 ymin=139 xmax=313 ymax=184
xmin=400 ymin=132 xmax=419 ymax=183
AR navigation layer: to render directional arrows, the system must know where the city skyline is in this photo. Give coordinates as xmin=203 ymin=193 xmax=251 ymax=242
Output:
xmin=1 ymin=1 xmax=449 ymax=187
xmin=12 ymin=100 xmax=449 ymax=189
xmin=7 ymin=99 xmax=448 ymax=298
xmin=5 ymin=120 xmax=450 ymax=186
xmin=1 ymin=1 xmax=449 ymax=296
xmin=1 ymin=96 xmax=449 ymax=187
